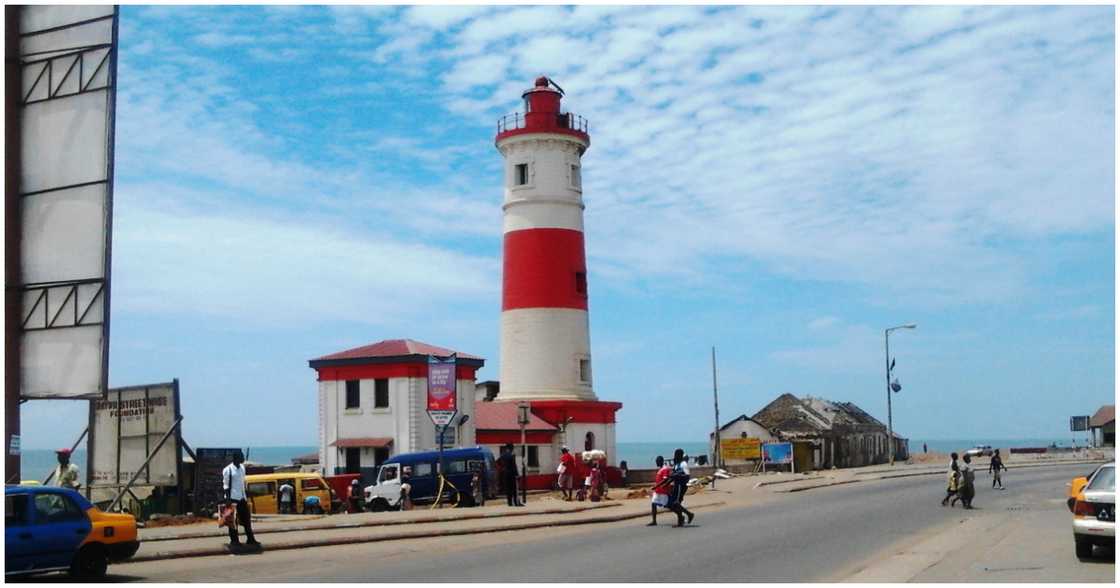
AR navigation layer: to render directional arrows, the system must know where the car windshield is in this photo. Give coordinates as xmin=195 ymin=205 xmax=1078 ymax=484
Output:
xmin=1087 ymin=466 xmax=1115 ymax=491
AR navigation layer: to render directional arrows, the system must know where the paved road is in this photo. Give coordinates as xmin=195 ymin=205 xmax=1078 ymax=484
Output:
xmin=48 ymin=462 xmax=1111 ymax=582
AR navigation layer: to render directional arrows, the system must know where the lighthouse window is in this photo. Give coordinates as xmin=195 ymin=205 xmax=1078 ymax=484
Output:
xmin=570 ymin=164 xmax=581 ymax=188
xmin=515 ymin=163 xmax=529 ymax=186
xmin=575 ymin=272 xmax=587 ymax=296
xmin=579 ymin=359 xmax=591 ymax=383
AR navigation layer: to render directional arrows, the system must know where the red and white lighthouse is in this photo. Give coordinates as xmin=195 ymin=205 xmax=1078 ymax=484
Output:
xmin=494 ymin=77 xmax=622 ymax=466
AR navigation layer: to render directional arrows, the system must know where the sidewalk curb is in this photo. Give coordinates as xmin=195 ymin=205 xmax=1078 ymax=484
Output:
xmin=127 ymin=501 xmax=728 ymax=563
xmin=142 ymin=502 xmax=621 ymax=543
xmin=755 ymin=476 xmax=825 ymax=488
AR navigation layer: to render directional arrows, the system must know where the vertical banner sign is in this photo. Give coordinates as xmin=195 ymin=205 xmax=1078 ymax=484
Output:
xmin=16 ymin=5 xmax=118 ymax=400
xmin=427 ymin=355 xmax=457 ymax=427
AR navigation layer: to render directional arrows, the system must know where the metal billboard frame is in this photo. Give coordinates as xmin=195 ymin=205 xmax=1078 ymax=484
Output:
xmin=14 ymin=5 xmax=118 ymax=400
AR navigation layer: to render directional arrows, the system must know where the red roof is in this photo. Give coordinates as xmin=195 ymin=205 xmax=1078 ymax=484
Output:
xmin=475 ymin=402 xmax=558 ymax=432
xmin=331 ymin=437 xmax=394 ymax=449
xmin=1090 ymin=405 xmax=1115 ymax=428
xmin=313 ymin=339 xmax=482 ymax=362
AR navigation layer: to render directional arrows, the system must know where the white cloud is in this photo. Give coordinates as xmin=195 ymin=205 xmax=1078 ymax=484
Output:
xmin=112 ymin=185 xmax=498 ymax=327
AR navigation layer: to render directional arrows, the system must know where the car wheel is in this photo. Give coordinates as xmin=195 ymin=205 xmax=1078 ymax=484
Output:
xmin=70 ymin=544 xmax=108 ymax=578
xmin=370 ymin=498 xmax=390 ymax=512
xmin=1075 ymin=535 xmax=1094 ymax=560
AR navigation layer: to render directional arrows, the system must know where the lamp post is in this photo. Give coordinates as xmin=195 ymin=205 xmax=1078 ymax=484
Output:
xmin=885 ymin=323 xmax=917 ymax=466
xmin=517 ymin=401 xmax=530 ymax=506
xmin=711 ymin=346 xmax=720 ymax=489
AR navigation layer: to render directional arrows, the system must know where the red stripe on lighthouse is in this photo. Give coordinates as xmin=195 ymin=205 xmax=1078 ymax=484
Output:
xmin=503 ymin=228 xmax=588 ymax=311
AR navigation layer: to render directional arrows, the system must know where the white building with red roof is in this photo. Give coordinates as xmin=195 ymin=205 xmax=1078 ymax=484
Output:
xmin=308 ymin=339 xmax=484 ymax=483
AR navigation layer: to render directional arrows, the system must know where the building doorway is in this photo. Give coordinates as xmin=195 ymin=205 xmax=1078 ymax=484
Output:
xmin=345 ymin=448 xmax=361 ymax=474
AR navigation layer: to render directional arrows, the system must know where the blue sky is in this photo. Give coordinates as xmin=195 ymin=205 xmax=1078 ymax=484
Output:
xmin=23 ymin=4 xmax=1115 ymax=449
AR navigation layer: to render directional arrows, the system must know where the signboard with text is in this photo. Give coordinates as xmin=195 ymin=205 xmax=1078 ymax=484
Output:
xmin=721 ymin=437 xmax=762 ymax=460
xmin=89 ymin=380 xmax=181 ymax=489
xmin=427 ymin=355 xmax=457 ymax=426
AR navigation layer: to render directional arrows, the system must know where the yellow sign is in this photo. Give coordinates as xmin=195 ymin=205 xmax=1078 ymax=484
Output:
xmin=720 ymin=437 xmax=762 ymax=460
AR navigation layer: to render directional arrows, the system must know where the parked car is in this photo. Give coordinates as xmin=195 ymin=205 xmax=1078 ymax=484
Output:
xmin=5 ymin=485 xmax=139 ymax=578
xmin=364 ymin=447 xmax=497 ymax=511
xmin=964 ymin=445 xmax=994 ymax=458
xmin=244 ymin=472 xmax=340 ymax=515
xmin=1067 ymin=463 xmax=1107 ymax=512
xmin=1071 ymin=462 xmax=1114 ymax=560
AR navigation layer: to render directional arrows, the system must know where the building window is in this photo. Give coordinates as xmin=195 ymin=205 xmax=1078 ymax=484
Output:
xmin=575 ymin=272 xmax=587 ymax=296
xmin=570 ymin=164 xmax=581 ymax=188
xmin=584 ymin=431 xmax=595 ymax=451
xmin=374 ymin=447 xmax=390 ymax=466
xmin=579 ymin=359 xmax=591 ymax=383
xmin=374 ymin=379 xmax=389 ymax=408
xmin=524 ymin=97 xmax=532 ymax=113
xmin=515 ymin=163 xmax=529 ymax=186
xmin=345 ymin=380 xmax=360 ymax=409
xmin=528 ymin=446 xmax=540 ymax=468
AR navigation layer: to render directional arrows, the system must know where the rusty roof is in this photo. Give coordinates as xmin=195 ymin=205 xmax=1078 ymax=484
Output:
xmin=1090 ymin=405 xmax=1115 ymax=428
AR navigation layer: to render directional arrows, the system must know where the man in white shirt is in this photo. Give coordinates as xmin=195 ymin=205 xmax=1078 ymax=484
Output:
xmin=222 ymin=453 xmax=259 ymax=547
xmin=278 ymin=482 xmax=295 ymax=514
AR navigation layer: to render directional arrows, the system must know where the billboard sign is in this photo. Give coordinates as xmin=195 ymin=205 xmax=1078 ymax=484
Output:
xmin=15 ymin=5 xmax=118 ymax=399
xmin=721 ymin=437 xmax=762 ymax=460
xmin=89 ymin=380 xmax=181 ymax=489
xmin=762 ymin=442 xmax=793 ymax=465
xmin=427 ymin=355 xmax=457 ymax=426
xmin=1071 ymin=416 xmax=1091 ymax=432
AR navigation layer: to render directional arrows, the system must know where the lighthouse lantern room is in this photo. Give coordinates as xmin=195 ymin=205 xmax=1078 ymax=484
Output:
xmin=493 ymin=77 xmax=622 ymax=468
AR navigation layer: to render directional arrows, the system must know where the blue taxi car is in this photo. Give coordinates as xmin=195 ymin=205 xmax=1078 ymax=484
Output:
xmin=5 ymin=485 xmax=140 ymax=578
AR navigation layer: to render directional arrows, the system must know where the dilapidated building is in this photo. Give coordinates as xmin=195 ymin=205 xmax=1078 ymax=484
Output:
xmin=752 ymin=393 xmax=908 ymax=469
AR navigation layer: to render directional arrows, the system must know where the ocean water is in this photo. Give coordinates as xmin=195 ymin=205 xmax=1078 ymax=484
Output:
xmin=11 ymin=446 xmax=318 ymax=484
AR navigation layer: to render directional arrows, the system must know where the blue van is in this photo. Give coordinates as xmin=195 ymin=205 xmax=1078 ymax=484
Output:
xmin=362 ymin=446 xmax=496 ymax=510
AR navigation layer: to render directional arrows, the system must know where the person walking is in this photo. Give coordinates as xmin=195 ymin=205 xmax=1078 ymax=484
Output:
xmin=989 ymin=449 xmax=1008 ymax=490
xmin=51 ymin=448 xmax=81 ymax=491
xmin=222 ymin=453 xmax=260 ymax=549
xmin=666 ymin=448 xmax=695 ymax=527
xmin=558 ymin=446 xmax=576 ymax=501
xmin=348 ymin=478 xmax=364 ymax=513
xmin=647 ymin=456 xmax=671 ymax=526
xmin=588 ymin=462 xmax=604 ymax=502
xmin=952 ymin=454 xmax=976 ymax=509
xmin=941 ymin=452 xmax=960 ymax=507
xmin=278 ymin=481 xmax=295 ymax=514
xmin=498 ymin=443 xmax=523 ymax=507
xmin=400 ymin=466 xmax=413 ymax=511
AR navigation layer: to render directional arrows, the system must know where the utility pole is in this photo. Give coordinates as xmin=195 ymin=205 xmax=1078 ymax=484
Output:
xmin=517 ymin=401 xmax=529 ymax=506
xmin=885 ymin=323 xmax=917 ymax=466
xmin=712 ymin=346 xmax=721 ymax=488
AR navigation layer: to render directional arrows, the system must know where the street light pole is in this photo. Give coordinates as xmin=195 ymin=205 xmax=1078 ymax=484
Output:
xmin=885 ymin=323 xmax=917 ymax=466
xmin=711 ymin=346 xmax=721 ymax=489
xmin=517 ymin=401 xmax=530 ymax=506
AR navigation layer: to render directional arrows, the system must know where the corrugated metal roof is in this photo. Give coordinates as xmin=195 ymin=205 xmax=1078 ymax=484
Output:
xmin=1090 ymin=405 xmax=1115 ymax=428
xmin=475 ymin=402 xmax=558 ymax=432
xmin=331 ymin=437 xmax=394 ymax=448
xmin=312 ymin=339 xmax=482 ymax=362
